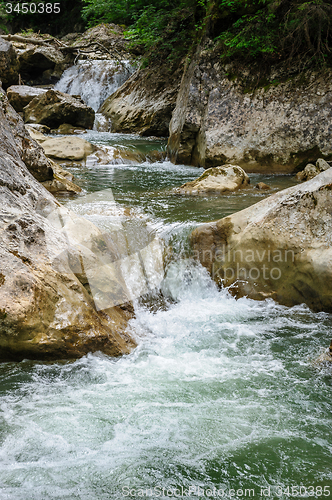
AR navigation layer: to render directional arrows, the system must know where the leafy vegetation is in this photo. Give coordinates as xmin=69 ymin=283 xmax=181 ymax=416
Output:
xmin=213 ymin=0 xmax=332 ymax=67
xmin=0 ymin=0 xmax=331 ymax=70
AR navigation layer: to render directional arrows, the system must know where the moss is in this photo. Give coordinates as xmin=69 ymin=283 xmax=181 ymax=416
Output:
xmin=199 ymin=167 xmax=228 ymax=181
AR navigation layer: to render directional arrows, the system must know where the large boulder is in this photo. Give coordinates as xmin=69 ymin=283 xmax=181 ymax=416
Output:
xmin=7 ymin=85 xmax=47 ymax=112
xmin=0 ymin=37 xmax=19 ymax=88
xmin=0 ymin=85 xmax=136 ymax=361
xmin=99 ymin=63 xmax=182 ymax=137
xmin=176 ymin=165 xmax=249 ymax=195
xmin=41 ymin=136 xmax=94 ymax=161
xmin=191 ymin=168 xmax=332 ymax=312
xmin=23 ymin=89 xmax=95 ymax=129
xmin=18 ymin=45 xmax=65 ymax=81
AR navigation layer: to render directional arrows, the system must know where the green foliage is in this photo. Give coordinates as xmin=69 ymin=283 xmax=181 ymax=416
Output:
xmin=214 ymin=0 xmax=332 ymax=66
xmin=82 ymin=0 xmax=203 ymax=63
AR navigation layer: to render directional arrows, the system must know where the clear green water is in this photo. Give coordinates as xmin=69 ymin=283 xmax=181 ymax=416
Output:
xmin=0 ymin=133 xmax=331 ymax=500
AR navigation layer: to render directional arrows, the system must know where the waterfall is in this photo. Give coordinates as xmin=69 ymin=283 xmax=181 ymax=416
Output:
xmin=55 ymin=60 xmax=134 ymax=112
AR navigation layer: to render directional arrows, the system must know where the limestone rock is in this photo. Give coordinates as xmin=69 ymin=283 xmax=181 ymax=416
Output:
xmin=191 ymin=168 xmax=332 ymax=312
xmin=99 ymin=64 xmax=181 ymax=137
xmin=316 ymin=158 xmax=331 ymax=171
xmin=7 ymin=85 xmax=47 ymax=112
xmin=42 ymin=136 xmax=94 ymax=161
xmin=0 ymin=85 xmax=136 ymax=361
xmin=296 ymin=158 xmax=331 ymax=181
xmin=26 ymin=126 xmax=48 ymax=144
xmin=25 ymin=123 xmax=50 ymax=134
xmin=167 ymin=43 xmax=332 ymax=172
xmin=86 ymin=145 xmax=145 ymax=166
xmin=176 ymin=165 xmax=250 ymax=195
xmin=53 ymin=123 xmax=87 ymax=135
xmin=0 ymin=91 xmax=53 ymax=182
xmin=296 ymin=164 xmax=320 ymax=181
xmin=255 ymin=182 xmax=271 ymax=190
xmin=23 ymin=89 xmax=95 ymax=129
xmin=0 ymin=37 xmax=19 ymax=88
xmin=42 ymin=160 xmax=82 ymax=194
xmin=18 ymin=45 xmax=65 ymax=81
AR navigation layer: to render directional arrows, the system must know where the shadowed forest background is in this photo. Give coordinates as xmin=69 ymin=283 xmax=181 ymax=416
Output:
xmin=1 ymin=0 xmax=332 ymax=73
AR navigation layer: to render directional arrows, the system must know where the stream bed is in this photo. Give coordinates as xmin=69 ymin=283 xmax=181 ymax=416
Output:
xmin=0 ymin=132 xmax=331 ymax=500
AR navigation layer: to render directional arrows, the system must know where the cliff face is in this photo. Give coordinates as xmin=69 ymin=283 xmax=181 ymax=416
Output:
xmin=168 ymin=46 xmax=332 ymax=173
xmin=100 ymin=40 xmax=332 ymax=173
xmin=0 ymin=87 xmax=136 ymax=362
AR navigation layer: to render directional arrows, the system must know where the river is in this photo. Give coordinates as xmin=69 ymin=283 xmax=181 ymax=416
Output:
xmin=0 ymin=65 xmax=331 ymax=500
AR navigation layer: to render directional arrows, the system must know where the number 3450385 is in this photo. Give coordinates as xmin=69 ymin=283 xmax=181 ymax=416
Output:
xmin=5 ymin=3 xmax=60 ymax=14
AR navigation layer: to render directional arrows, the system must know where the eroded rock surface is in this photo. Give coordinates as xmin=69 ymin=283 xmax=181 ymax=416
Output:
xmin=168 ymin=48 xmax=332 ymax=172
xmin=0 ymin=37 xmax=19 ymax=88
xmin=296 ymin=158 xmax=331 ymax=182
xmin=0 ymin=85 xmax=136 ymax=361
xmin=24 ymin=89 xmax=95 ymax=129
xmin=176 ymin=165 xmax=249 ymax=195
xmin=42 ymin=136 xmax=94 ymax=161
xmin=191 ymin=168 xmax=332 ymax=311
xmin=99 ymin=63 xmax=182 ymax=136
xmin=7 ymin=85 xmax=47 ymax=112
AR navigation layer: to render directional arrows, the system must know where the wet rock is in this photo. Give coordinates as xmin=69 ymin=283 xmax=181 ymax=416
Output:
xmin=296 ymin=164 xmax=320 ymax=181
xmin=296 ymin=158 xmax=331 ymax=181
xmin=23 ymin=89 xmax=95 ymax=129
xmin=176 ymin=165 xmax=250 ymax=195
xmin=41 ymin=136 xmax=94 ymax=161
xmin=0 ymin=37 xmax=19 ymax=88
xmin=255 ymin=182 xmax=271 ymax=190
xmin=86 ymin=145 xmax=145 ymax=166
xmin=191 ymin=168 xmax=332 ymax=312
xmin=41 ymin=159 xmax=82 ymax=195
xmin=0 ymin=84 xmax=136 ymax=361
xmin=313 ymin=351 xmax=332 ymax=365
xmin=53 ymin=123 xmax=87 ymax=135
xmin=7 ymin=85 xmax=47 ymax=112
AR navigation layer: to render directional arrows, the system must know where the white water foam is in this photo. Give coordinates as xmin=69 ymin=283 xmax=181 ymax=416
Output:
xmin=0 ymin=262 xmax=331 ymax=500
xmin=55 ymin=60 xmax=134 ymax=112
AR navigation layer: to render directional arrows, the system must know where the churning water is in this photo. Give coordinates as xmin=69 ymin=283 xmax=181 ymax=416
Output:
xmin=0 ymin=134 xmax=331 ymax=500
xmin=55 ymin=60 xmax=134 ymax=112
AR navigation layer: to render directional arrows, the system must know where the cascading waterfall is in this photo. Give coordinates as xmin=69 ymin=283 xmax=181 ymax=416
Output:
xmin=55 ymin=60 xmax=135 ymax=130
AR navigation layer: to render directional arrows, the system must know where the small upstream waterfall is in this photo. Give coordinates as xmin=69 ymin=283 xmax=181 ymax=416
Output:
xmin=55 ymin=60 xmax=134 ymax=112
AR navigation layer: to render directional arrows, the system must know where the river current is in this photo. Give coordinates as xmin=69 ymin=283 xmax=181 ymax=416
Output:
xmin=0 ymin=130 xmax=331 ymax=500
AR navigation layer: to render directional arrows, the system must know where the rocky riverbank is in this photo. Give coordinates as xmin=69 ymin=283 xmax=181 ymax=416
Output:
xmin=0 ymin=85 xmax=136 ymax=362
xmin=99 ymin=39 xmax=332 ymax=173
xmin=191 ymin=168 xmax=332 ymax=312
